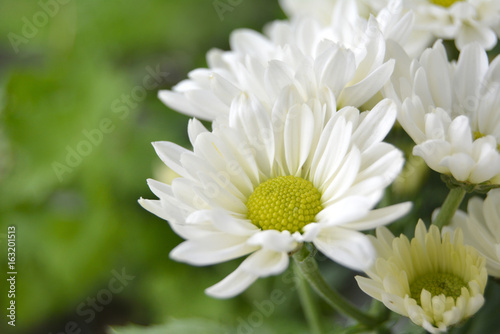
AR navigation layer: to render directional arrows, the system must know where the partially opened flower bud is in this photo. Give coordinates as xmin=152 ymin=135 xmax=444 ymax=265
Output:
xmin=356 ymin=221 xmax=488 ymax=333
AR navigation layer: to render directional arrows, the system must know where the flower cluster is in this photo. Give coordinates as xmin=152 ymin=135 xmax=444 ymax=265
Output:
xmin=281 ymin=0 xmax=500 ymax=53
xmin=140 ymin=0 xmax=500 ymax=332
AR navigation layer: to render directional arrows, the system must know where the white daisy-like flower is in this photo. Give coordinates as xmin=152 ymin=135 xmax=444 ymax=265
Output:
xmin=356 ymin=220 xmax=488 ymax=333
xmin=445 ymin=189 xmax=500 ymax=278
xmin=159 ymin=1 xmax=412 ymax=121
xmin=280 ymin=0 xmax=452 ymax=59
xmin=409 ymin=0 xmax=500 ymax=51
xmin=385 ymin=40 xmax=500 ymax=185
xmin=278 ymin=0 xmax=388 ymax=24
xmin=283 ymin=0 xmax=500 ymax=51
xmin=277 ymin=0 xmax=415 ymax=46
xmin=140 ymin=96 xmax=410 ymax=298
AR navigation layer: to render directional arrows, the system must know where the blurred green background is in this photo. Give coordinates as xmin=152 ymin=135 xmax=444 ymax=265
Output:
xmin=1 ymin=1 xmax=500 ymax=334
xmin=0 ymin=1 xmax=294 ymax=333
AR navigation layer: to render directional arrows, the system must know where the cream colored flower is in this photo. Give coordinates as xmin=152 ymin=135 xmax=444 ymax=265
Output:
xmin=446 ymin=189 xmax=500 ymax=278
xmin=356 ymin=221 xmax=488 ymax=333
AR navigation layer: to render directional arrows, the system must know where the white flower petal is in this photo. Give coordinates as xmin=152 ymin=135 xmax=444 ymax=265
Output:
xmin=316 ymin=196 xmax=371 ymax=226
xmin=483 ymin=189 xmax=500 ymax=238
xmin=301 ymin=223 xmax=322 ymax=242
xmin=241 ymin=249 xmax=290 ymax=276
xmin=339 ymin=60 xmax=395 ymax=108
xmin=448 ymin=190 xmax=500 ymax=278
xmin=184 ymin=89 xmax=228 ymax=120
xmin=284 ymin=104 xmax=314 ymax=175
xmin=314 ymin=227 xmax=375 ymax=270
xmin=205 ymin=265 xmax=259 ymax=299
xmin=171 ymin=178 xmax=209 ymax=210
xmin=265 ymin=60 xmax=295 ymax=99
xmin=210 ymin=73 xmax=241 ymax=106
xmin=158 ymin=90 xmax=207 ymax=120
xmin=455 ymin=23 xmax=497 ymax=51
xmin=351 ymin=99 xmax=397 ymax=152
xmin=399 ymin=97 xmax=427 ymax=144
xmin=247 ymin=230 xmax=298 ymax=253
xmin=440 ymin=153 xmax=476 ymax=182
xmin=229 ymin=93 xmax=275 ymax=175
xmin=138 ymin=198 xmax=167 ymax=222
xmin=413 ymin=140 xmax=451 ymax=174
xmin=424 ymin=111 xmax=446 ymax=140
xmin=152 ymin=141 xmax=193 ymax=179
xmin=146 ymin=178 xmax=173 ymax=199
xmin=315 ymin=45 xmax=356 ymax=96
xmin=448 ymin=115 xmax=473 ymax=151
xmin=455 ymin=43 xmax=489 ymax=109
xmin=423 ymin=45 xmax=452 ymax=110
xmin=321 ymin=146 xmax=361 ymax=200
xmin=230 ymin=29 xmax=274 ymax=58
xmin=187 ymin=210 xmax=258 ymax=236
xmin=345 ymin=202 xmax=412 ymax=230
xmin=188 ymin=118 xmax=209 ymax=145
xmin=170 ymin=234 xmax=258 ymax=266
xmin=355 ymin=275 xmax=383 ymax=300
xmin=412 ymin=67 xmax=435 ymax=109
xmin=195 ymin=172 xmax=248 ymax=214
xmin=310 ymin=116 xmax=352 ymax=186
xmin=357 ymin=142 xmax=404 ymax=186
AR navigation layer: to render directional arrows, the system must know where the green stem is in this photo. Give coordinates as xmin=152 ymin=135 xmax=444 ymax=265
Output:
xmin=433 ymin=187 xmax=466 ymax=229
xmin=294 ymin=262 xmax=324 ymax=334
xmin=292 ymin=245 xmax=384 ymax=329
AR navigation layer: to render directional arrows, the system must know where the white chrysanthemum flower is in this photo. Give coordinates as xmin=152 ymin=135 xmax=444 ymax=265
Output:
xmin=316 ymin=0 xmax=500 ymax=51
xmin=445 ymin=189 xmax=500 ymax=278
xmin=140 ymin=96 xmax=410 ymax=298
xmin=278 ymin=0 xmax=422 ymax=56
xmin=385 ymin=40 xmax=500 ymax=185
xmin=356 ymin=221 xmax=488 ymax=333
xmin=284 ymin=0 xmax=500 ymax=51
xmin=159 ymin=1 xmax=412 ymax=121
xmin=409 ymin=0 xmax=500 ymax=51
xmin=279 ymin=0 xmax=388 ymax=24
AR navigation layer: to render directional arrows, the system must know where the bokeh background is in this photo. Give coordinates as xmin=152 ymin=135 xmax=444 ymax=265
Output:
xmin=1 ymin=1 xmax=500 ymax=334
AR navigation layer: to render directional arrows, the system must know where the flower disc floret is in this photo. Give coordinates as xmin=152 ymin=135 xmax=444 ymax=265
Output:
xmin=246 ymin=176 xmax=323 ymax=234
xmin=410 ymin=272 xmax=467 ymax=302
xmin=430 ymin=0 xmax=462 ymax=7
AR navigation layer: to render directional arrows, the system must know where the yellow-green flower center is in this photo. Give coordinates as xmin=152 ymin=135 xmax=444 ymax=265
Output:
xmin=430 ymin=0 xmax=462 ymax=7
xmin=473 ymin=131 xmax=500 ymax=151
xmin=410 ymin=272 xmax=467 ymax=302
xmin=246 ymin=176 xmax=323 ymax=233
xmin=473 ymin=131 xmax=486 ymax=140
